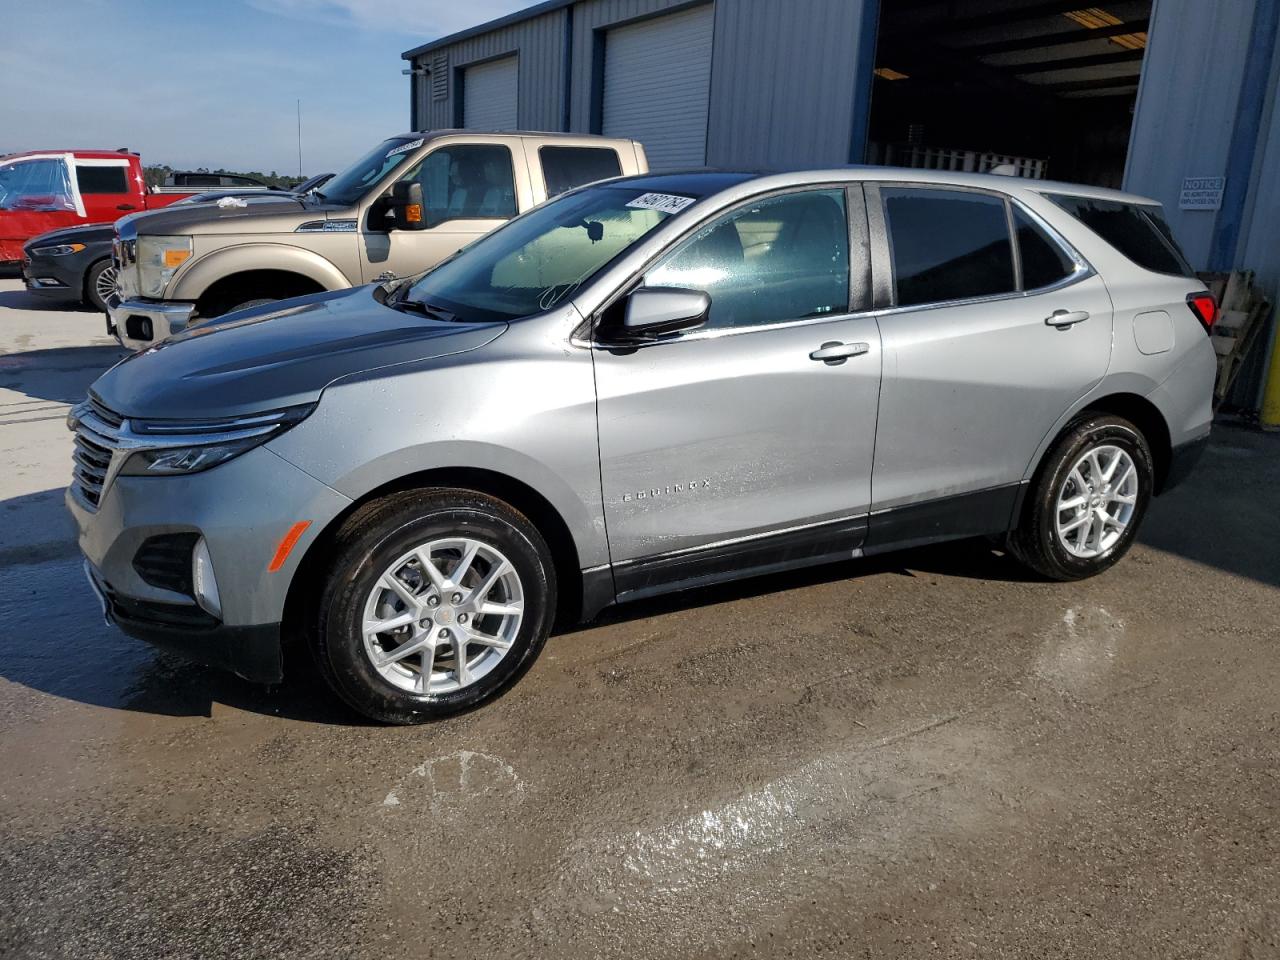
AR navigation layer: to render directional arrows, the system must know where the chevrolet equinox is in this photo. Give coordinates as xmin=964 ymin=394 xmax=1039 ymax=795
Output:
xmin=68 ymin=169 xmax=1216 ymax=723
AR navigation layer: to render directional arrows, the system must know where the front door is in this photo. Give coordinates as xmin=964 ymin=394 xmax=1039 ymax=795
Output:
xmin=592 ymin=187 xmax=883 ymax=600
xmin=360 ymin=142 xmax=520 ymax=282
xmin=866 ymin=185 xmax=1114 ymax=536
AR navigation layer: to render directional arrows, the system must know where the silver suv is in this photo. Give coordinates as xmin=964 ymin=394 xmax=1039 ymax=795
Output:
xmin=68 ymin=168 xmax=1216 ymax=723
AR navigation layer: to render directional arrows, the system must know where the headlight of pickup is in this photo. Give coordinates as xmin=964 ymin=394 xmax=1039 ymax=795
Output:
xmin=118 ymin=404 xmax=314 ymax=476
xmin=137 ymin=235 xmax=193 ymax=298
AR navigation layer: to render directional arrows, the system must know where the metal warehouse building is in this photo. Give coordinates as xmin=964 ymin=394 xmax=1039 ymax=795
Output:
xmin=403 ymin=0 xmax=1280 ymax=403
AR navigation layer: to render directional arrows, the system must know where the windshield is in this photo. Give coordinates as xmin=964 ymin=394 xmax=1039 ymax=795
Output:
xmin=404 ymin=185 xmax=697 ymax=322
xmin=0 ymin=157 xmax=77 ymax=212
xmin=319 ymin=136 xmax=424 ymax=205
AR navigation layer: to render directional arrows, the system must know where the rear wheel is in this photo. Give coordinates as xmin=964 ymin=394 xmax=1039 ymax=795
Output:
xmin=85 ymin=259 xmax=116 ymax=313
xmin=1009 ymin=413 xmax=1153 ymax=581
xmin=311 ymin=489 xmax=556 ymax=724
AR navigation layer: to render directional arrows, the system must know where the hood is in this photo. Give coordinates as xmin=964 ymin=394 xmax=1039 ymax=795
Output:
xmin=23 ymin=222 xmax=115 ymax=251
xmin=91 ymin=285 xmax=507 ymax=420
xmin=125 ymin=196 xmax=349 ymax=236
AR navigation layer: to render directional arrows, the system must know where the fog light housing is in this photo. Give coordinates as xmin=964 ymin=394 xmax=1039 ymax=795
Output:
xmin=192 ymin=536 xmax=222 ymax=619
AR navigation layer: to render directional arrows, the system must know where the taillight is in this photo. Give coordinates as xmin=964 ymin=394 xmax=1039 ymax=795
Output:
xmin=1187 ymin=292 xmax=1217 ymax=333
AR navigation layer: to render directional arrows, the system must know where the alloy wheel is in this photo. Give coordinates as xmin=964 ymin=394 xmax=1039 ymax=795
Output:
xmin=1054 ymin=444 xmax=1138 ymax=558
xmin=95 ymin=264 xmax=118 ymax=305
xmin=361 ymin=537 xmax=525 ymax=695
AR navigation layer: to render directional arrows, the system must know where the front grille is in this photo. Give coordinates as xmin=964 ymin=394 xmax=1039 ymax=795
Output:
xmin=133 ymin=533 xmax=198 ymax=597
xmin=71 ymin=397 xmax=125 ymax=510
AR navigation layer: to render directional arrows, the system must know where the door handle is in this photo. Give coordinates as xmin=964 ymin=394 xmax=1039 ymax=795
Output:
xmin=809 ymin=340 xmax=870 ymax=365
xmin=116 ymin=204 xmax=136 ymax=211
xmin=1046 ymin=309 xmax=1089 ymax=328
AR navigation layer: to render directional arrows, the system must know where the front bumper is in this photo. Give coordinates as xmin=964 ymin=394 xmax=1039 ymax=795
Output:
xmin=21 ymin=254 xmax=82 ymax=302
xmin=67 ymin=444 xmax=353 ymax=683
xmin=83 ymin=560 xmax=284 ymax=683
xmin=107 ymin=293 xmax=196 ymax=351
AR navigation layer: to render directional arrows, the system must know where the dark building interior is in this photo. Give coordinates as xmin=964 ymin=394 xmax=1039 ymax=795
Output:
xmin=868 ymin=0 xmax=1153 ymax=186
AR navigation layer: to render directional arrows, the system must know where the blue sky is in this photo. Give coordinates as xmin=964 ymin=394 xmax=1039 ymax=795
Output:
xmin=0 ymin=0 xmax=528 ymax=176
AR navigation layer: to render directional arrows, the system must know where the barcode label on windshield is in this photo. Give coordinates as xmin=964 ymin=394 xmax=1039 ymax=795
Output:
xmin=627 ymin=192 xmax=696 ymax=214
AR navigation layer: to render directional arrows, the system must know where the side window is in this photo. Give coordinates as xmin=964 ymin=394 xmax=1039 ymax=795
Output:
xmin=1014 ymin=207 xmax=1076 ymax=290
xmin=75 ymin=165 xmax=128 ymax=195
xmin=539 ymin=146 xmax=623 ymax=198
xmin=403 ymin=144 xmax=517 ymax=224
xmin=645 ymin=189 xmax=849 ymax=331
xmin=882 ymin=188 xmax=1015 ymax=307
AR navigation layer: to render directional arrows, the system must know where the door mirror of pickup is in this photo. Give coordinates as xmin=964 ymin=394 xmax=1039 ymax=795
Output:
xmin=388 ymin=181 xmax=427 ymax=231
xmin=621 ymin=287 xmax=710 ymax=339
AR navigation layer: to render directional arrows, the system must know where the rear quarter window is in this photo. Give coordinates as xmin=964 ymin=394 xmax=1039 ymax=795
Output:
xmin=1047 ymin=194 xmax=1193 ymax=277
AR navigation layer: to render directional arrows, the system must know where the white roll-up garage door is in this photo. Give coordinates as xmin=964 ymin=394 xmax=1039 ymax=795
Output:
xmin=602 ymin=4 xmax=714 ymax=169
xmin=463 ymin=56 xmax=519 ymax=130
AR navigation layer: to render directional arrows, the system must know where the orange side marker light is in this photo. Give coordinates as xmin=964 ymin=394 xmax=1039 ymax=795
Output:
xmin=268 ymin=521 xmax=312 ymax=573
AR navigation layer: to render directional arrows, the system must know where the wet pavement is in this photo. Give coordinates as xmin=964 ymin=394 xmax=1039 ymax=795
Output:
xmin=1 ymin=277 xmax=1278 ymax=959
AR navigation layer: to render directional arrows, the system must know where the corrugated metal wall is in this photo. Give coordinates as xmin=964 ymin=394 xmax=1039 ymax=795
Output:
xmin=1124 ymin=0 xmax=1257 ymax=272
xmin=1125 ymin=0 xmax=1279 ymax=409
xmin=705 ymin=0 xmax=866 ymax=167
xmin=1238 ymin=39 xmax=1280 ymax=301
xmin=415 ymin=0 xmax=873 ymax=166
xmin=412 ymin=8 xmax=568 ymax=132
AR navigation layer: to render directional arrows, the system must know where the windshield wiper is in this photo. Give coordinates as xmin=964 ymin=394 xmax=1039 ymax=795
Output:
xmin=389 ymin=297 xmax=458 ymax=323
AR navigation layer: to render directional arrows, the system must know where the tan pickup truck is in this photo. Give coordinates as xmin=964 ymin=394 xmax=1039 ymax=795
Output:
xmin=108 ymin=130 xmax=647 ymax=350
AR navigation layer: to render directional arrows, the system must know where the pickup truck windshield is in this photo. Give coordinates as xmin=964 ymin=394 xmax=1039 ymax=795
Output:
xmin=320 ymin=136 xmax=424 ymax=206
xmin=404 ymin=185 xmax=695 ymax=322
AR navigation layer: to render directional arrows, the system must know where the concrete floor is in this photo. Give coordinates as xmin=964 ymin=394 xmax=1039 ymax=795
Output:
xmin=1 ymin=276 xmax=1278 ymax=960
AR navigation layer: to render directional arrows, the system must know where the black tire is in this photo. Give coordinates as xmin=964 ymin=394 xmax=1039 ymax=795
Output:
xmin=311 ymin=488 xmax=556 ymax=724
xmin=84 ymin=259 xmax=115 ymax=313
xmin=1009 ymin=413 xmax=1154 ymax=581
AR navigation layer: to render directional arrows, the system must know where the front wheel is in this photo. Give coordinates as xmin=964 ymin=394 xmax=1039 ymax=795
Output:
xmin=311 ymin=489 xmax=557 ymax=724
xmin=85 ymin=259 xmax=116 ymax=313
xmin=1009 ymin=413 xmax=1154 ymax=581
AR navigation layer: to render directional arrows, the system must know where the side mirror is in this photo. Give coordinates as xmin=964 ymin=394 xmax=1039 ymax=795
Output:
xmin=621 ymin=287 xmax=710 ymax=339
xmin=388 ymin=181 xmax=427 ymax=231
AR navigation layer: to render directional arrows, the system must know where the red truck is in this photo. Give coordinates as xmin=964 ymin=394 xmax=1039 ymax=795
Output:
xmin=0 ymin=149 xmax=196 ymax=264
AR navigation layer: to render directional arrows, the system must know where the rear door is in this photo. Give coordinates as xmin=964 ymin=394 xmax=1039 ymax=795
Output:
xmin=532 ymin=144 xmax=624 ymax=202
xmin=865 ymin=183 xmax=1114 ymax=539
xmin=73 ymin=158 xmax=136 ymax=221
xmin=593 ymin=186 xmax=882 ymax=599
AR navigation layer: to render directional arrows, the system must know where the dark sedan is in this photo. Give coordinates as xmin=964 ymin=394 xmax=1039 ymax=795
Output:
xmin=20 ymin=186 xmax=327 ymax=312
xmin=21 ymin=222 xmax=117 ymax=311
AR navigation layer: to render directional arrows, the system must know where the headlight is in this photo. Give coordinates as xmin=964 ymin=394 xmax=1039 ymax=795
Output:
xmin=137 ymin=235 xmax=193 ymax=298
xmin=31 ymin=242 xmax=86 ymax=256
xmin=119 ymin=404 xmax=314 ymax=476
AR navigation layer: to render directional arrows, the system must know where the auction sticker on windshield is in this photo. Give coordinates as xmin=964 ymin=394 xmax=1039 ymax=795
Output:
xmin=627 ymin=192 xmax=696 ymax=214
xmin=387 ymin=138 xmax=425 ymax=157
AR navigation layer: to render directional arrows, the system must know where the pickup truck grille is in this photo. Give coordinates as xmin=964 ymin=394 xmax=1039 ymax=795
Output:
xmin=114 ymin=237 xmax=136 ymax=266
xmin=71 ymin=398 xmax=125 ymax=510
xmin=112 ymin=237 xmax=138 ymax=300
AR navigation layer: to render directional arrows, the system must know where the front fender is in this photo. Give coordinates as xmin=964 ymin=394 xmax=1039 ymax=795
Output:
xmin=168 ymin=242 xmax=352 ymax=301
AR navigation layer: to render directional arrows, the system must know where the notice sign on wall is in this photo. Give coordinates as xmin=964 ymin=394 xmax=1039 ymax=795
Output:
xmin=1179 ymin=176 xmax=1225 ymax=210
